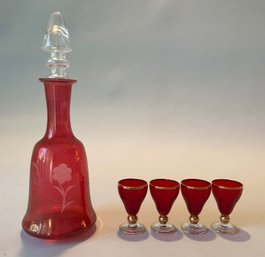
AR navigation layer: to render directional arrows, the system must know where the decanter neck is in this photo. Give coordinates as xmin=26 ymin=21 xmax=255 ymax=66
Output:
xmin=40 ymin=78 xmax=77 ymax=138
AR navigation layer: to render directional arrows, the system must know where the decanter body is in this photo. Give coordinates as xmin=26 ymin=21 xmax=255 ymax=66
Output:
xmin=22 ymin=78 xmax=96 ymax=239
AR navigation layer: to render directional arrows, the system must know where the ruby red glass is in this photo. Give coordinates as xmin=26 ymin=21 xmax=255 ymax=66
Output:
xmin=149 ymin=179 xmax=180 ymax=233
xmin=22 ymin=78 xmax=96 ymax=239
xmin=211 ymin=179 xmax=243 ymax=234
xmin=118 ymin=178 xmax=148 ymax=234
xmin=181 ymin=179 xmax=211 ymax=234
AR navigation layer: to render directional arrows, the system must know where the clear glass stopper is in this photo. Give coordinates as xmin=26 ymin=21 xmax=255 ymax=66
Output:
xmin=42 ymin=12 xmax=72 ymax=78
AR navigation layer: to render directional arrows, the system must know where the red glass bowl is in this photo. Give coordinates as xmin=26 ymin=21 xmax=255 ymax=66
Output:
xmin=118 ymin=178 xmax=148 ymax=216
xmin=150 ymin=179 xmax=180 ymax=216
xmin=181 ymin=179 xmax=211 ymax=216
xmin=212 ymin=179 xmax=243 ymax=216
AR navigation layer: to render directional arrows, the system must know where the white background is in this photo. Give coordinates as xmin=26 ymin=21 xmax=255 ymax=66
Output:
xmin=0 ymin=0 xmax=264 ymax=256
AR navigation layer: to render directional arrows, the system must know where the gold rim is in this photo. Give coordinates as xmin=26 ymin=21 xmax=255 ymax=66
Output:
xmin=212 ymin=179 xmax=243 ymax=190
xmin=181 ymin=179 xmax=211 ymax=190
xmin=150 ymin=179 xmax=180 ymax=190
xmin=118 ymin=179 xmax=148 ymax=190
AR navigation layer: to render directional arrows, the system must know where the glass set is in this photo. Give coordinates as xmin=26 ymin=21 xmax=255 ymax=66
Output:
xmin=23 ymin=12 xmax=245 ymax=241
xmin=22 ymin=12 xmax=244 ymax=241
xmin=118 ymin=178 xmax=243 ymax=235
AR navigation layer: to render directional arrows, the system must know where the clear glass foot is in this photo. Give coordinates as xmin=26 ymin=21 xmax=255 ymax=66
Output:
xmin=119 ymin=222 xmax=146 ymax=234
xmin=181 ymin=222 xmax=209 ymax=234
xmin=211 ymin=222 xmax=239 ymax=234
xmin=151 ymin=222 xmax=177 ymax=233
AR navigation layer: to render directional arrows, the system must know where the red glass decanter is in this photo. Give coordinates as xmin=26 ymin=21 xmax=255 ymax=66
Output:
xmin=22 ymin=12 xmax=96 ymax=239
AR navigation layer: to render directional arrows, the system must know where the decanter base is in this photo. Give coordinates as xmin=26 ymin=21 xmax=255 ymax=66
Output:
xmin=22 ymin=211 xmax=96 ymax=240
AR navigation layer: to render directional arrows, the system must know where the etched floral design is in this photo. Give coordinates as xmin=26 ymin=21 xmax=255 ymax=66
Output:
xmin=53 ymin=163 xmax=75 ymax=213
xmin=53 ymin=163 xmax=72 ymax=184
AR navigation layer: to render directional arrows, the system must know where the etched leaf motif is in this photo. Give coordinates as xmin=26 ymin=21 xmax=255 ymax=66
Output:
xmin=32 ymin=162 xmax=41 ymax=186
xmin=54 ymin=185 xmax=64 ymax=196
